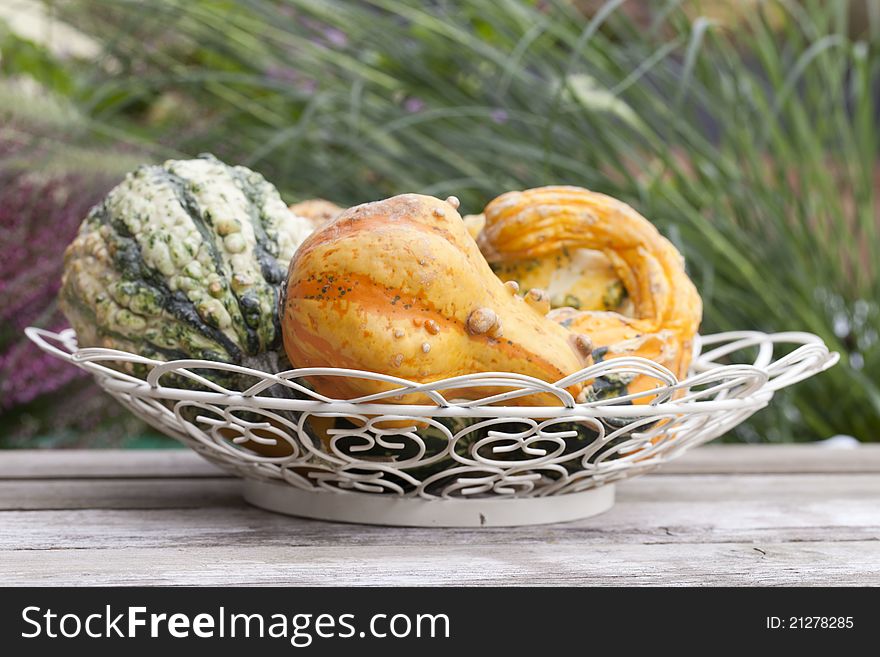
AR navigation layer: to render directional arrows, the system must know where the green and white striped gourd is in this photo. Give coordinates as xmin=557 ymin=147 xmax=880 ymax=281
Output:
xmin=60 ymin=154 xmax=312 ymax=387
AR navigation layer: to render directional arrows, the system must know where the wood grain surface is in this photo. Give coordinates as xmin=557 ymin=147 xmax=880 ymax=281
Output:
xmin=1 ymin=446 xmax=878 ymax=586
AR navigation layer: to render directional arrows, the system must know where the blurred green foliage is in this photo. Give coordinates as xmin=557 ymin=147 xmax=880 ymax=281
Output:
xmin=1 ymin=0 xmax=878 ymax=444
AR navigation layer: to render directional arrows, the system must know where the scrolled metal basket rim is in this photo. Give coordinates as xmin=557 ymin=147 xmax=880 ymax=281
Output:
xmin=25 ymin=326 xmax=839 ymax=420
xmin=24 ymin=325 xmax=840 ymax=524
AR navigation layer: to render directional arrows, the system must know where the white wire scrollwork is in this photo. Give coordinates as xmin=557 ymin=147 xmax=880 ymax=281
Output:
xmin=26 ymin=327 xmax=837 ymax=500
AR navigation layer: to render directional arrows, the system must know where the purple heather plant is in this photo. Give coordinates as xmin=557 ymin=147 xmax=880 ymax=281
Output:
xmin=0 ymin=166 xmax=114 ymax=411
xmin=0 ymin=110 xmax=131 ymax=440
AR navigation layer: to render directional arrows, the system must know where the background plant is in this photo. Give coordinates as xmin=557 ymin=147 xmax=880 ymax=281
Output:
xmin=1 ymin=0 xmax=877 ymax=444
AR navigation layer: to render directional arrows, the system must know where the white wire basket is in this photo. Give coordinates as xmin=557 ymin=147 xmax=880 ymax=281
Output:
xmin=27 ymin=327 xmax=837 ymax=527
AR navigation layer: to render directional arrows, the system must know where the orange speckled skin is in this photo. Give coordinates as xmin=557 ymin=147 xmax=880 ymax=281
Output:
xmin=481 ymin=186 xmax=702 ymax=388
xmin=282 ymin=193 xmax=589 ymax=405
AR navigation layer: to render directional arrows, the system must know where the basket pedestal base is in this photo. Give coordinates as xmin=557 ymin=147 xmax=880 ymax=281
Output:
xmin=242 ymin=479 xmax=615 ymax=527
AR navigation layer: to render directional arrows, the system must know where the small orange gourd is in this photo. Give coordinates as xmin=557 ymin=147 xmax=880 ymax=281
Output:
xmin=289 ymin=198 xmax=344 ymax=229
xmin=479 ymin=186 xmax=702 ymax=397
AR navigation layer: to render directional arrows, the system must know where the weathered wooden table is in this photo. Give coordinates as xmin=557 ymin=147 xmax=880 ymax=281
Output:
xmin=2 ymin=445 xmax=878 ymax=585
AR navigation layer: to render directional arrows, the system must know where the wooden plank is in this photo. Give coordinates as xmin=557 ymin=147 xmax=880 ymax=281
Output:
xmin=2 ymin=502 xmax=876 ymax=551
xmin=3 ymin=444 xmax=879 ymax=480
xmin=1 ymin=447 xmax=877 ymax=586
xmin=1 ymin=475 xmax=876 ymax=549
xmin=0 ymin=449 xmax=227 ymax=479
xmin=658 ymin=444 xmax=880 ymax=474
xmin=2 ymin=541 xmax=878 ymax=586
xmin=1 ymin=472 xmax=878 ymax=511
xmin=0 ymin=478 xmax=240 ymax=510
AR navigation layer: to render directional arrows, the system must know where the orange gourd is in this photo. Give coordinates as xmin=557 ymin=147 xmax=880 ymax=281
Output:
xmin=289 ymin=198 xmax=344 ymax=229
xmin=282 ymin=193 xmax=591 ymax=405
xmin=479 ymin=186 xmax=702 ymax=398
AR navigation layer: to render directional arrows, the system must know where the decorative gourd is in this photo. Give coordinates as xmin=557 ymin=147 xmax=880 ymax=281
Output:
xmin=288 ymin=198 xmax=344 ymax=229
xmin=489 ymin=249 xmax=629 ymax=313
xmin=59 ymin=154 xmax=314 ymax=386
xmin=281 ymin=193 xmax=591 ymax=405
xmin=467 ymin=212 xmax=629 ymax=315
xmin=462 ymin=213 xmax=486 ymax=239
xmin=479 ymin=186 xmax=702 ymax=398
